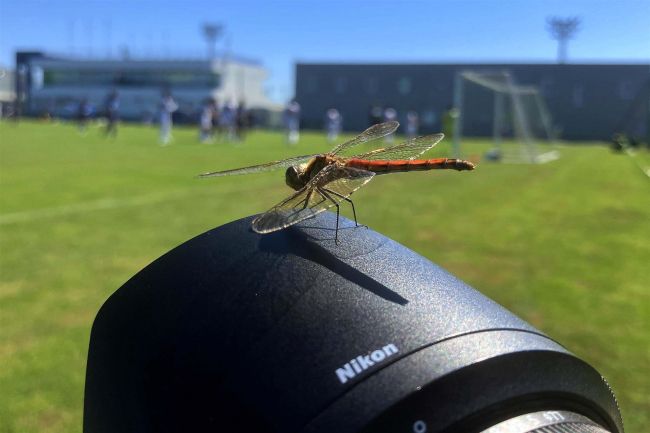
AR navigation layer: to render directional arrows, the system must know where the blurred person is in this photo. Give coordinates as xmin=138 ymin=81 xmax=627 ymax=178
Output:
xmin=325 ymin=108 xmax=342 ymax=143
xmin=159 ymin=90 xmax=178 ymax=146
xmin=77 ymin=98 xmax=92 ymax=134
xmin=368 ymin=104 xmax=383 ymax=126
xmin=283 ymin=99 xmax=301 ymax=145
xmin=235 ymin=100 xmax=250 ymax=142
xmin=0 ymin=99 xmax=12 ymax=118
xmin=104 ymin=90 xmax=119 ymax=137
xmin=219 ymin=100 xmax=237 ymax=142
xmin=199 ymin=98 xmax=216 ymax=143
xmin=246 ymin=110 xmax=256 ymax=130
xmin=406 ymin=110 xmax=419 ymax=139
xmin=383 ymin=107 xmax=397 ymax=143
xmin=211 ymin=99 xmax=221 ymax=140
xmin=4 ymin=101 xmax=16 ymax=119
xmin=13 ymin=93 xmax=23 ymax=122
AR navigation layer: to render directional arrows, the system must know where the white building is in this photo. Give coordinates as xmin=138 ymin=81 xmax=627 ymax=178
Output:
xmin=0 ymin=66 xmax=15 ymax=117
xmin=16 ymin=51 xmax=281 ymax=122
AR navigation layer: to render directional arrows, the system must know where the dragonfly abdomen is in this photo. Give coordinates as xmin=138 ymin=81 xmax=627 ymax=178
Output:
xmin=346 ymin=158 xmax=475 ymax=173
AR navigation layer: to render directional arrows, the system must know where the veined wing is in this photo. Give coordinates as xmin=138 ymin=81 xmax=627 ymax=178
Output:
xmin=329 ymin=121 xmax=399 ymax=156
xmin=197 ymin=154 xmax=318 ymax=178
xmin=252 ymin=165 xmax=375 ymax=233
xmin=352 ymin=133 xmax=444 ymax=161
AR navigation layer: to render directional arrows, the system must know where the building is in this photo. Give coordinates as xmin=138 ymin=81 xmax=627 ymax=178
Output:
xmin=295 ymin=63 xmax=650 ymax=141
xmin=16 ymin=51 xmax=281 ymax=122
xmin=0 ymin=66 xmax=15 ymax=117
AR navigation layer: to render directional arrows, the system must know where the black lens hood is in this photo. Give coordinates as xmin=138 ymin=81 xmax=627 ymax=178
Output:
xmin=83 ymin=213 xmax=623 ymax=433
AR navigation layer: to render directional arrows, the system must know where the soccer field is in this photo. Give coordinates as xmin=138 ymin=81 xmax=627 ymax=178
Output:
xmin=0 ymin=120 xmax=648 ymax=432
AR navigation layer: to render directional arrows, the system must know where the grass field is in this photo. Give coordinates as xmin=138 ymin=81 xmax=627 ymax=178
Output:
xmin=0 ymin=120 xmax=648 ymax=432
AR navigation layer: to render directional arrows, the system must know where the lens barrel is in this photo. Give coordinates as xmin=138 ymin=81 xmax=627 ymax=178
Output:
xmin=479 ymin=411 xmax=611 ymax=433
xmin=83 ymin=213 xmax=623 ymax=433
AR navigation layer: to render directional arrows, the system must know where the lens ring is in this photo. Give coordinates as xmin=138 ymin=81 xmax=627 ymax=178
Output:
xmin=481 ymin=410 xmax=611 ymax=433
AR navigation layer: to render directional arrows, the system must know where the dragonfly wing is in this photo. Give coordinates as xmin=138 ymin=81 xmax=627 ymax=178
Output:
xmin=329 ymin=121 xmax=399 ymax=156
xmin=353 ymin=133 xmax=445 ymax=161
xmin=252 ymin=165 xmax=375 ymax=233
xmin=197 ymin=154 xmax=318 ymax=178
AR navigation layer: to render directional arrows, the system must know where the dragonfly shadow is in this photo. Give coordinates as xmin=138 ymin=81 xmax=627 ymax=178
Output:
xmin=258 ymin=223 xmax=409 ymax=306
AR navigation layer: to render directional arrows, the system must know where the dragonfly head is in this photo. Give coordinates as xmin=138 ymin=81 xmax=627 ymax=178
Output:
xmin=285 ymin=165 xmax=306 ymax=191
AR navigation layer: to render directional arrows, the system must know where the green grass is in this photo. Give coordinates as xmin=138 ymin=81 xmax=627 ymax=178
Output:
xmin=1 ymin=120 xmax=648 ymax=432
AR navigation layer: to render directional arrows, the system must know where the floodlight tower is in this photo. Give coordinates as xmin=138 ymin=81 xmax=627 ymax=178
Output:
xmin=546 ymin=16 xmax=581 ymax=64
xmin=202 ymin=23 xmax=223 ymax=60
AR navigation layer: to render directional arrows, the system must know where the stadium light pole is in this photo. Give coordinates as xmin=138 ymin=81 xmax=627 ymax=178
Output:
xmin=202 ymin=23 xmax=223 ymax=60
xmin=546 ymin=17 xmax=581 ymax=64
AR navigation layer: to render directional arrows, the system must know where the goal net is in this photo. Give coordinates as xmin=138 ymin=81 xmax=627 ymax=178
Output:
xmin=452 ymin=70 xmax=559 ymax=164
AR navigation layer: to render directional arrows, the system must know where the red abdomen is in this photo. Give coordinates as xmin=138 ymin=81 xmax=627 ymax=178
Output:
xmin=345 ymin=158 xmax=475 ymax=172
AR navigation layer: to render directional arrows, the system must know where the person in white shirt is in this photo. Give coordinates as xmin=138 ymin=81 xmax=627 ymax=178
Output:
xmin=159 ymin=91 xmax=179 ymax=145
xmin=325 ymin=108 xmax=342 ymax=143
xmin=383 ymin=107 xmax=397 ymax=144
xmin=283 ymin=99 xmax=301 ymax=145
xmin=406 ymin=110 xmax=419 ymax=139
xmin=199 ymin=98 xmax=216 ymax=143
xmin=219 ymin=100 xmax=237 ymax=142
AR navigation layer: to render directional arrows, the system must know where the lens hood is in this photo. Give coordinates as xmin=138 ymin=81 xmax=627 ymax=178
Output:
xmin=83 ymin=213 xmax=623 ymax=433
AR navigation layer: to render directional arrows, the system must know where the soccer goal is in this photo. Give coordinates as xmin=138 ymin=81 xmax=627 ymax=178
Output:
xmin=452 ymin=70 xmax=559 ymax=164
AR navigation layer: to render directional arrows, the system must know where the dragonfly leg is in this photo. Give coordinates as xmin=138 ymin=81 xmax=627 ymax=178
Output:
xmin=322 ymin=187 xmax=363 ymax=228
xmin=292 ymin=189 xmax=313 ymax=211
xmin=317 ymin=187 xmax=340 ymax=244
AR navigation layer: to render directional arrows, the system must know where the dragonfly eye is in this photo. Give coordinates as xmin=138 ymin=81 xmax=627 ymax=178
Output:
xmin=285 ymin=166 xmax=303 ymax=190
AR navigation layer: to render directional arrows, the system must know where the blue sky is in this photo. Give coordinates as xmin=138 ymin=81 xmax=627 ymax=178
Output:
xmin=1 ymin=0 xmax=649 ymax=102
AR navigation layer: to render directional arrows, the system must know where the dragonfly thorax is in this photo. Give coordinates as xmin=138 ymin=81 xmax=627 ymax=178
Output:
xmin=285 ymin=156 xmax=334 ymax=191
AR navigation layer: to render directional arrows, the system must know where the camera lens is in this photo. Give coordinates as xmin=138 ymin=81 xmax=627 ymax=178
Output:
xmin=84 ymin=214 xmax=623 ymax=433
xmin=368 ymin=411 xmax=612 ymax=433
xmin=481 ymin=411 xmax=610 ymax=433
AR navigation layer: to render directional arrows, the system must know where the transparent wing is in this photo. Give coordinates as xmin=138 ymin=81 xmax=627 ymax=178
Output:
xmin=252 ymin=165 xmax=375 ymax=233
xmin=329 ymin=121 xmax=399 ymax=156
xmin=352 ymin=133 xmax=445 ymax=161
xmin=197 ymin=154 xmax=318 ymax=178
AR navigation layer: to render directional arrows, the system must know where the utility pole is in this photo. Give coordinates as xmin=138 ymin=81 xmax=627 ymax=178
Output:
xmin=202 ymin=23 xmax=223 ymax=60
xmin=546 ymin=17 xmax=581 ymax=64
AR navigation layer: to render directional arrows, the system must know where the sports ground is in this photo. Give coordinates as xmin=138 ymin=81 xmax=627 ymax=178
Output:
xmin=0 ymin=121 xmax=648 ymax=432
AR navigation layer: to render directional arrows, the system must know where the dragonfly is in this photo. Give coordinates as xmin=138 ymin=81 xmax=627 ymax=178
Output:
xmin=198 ymin=121 xmax=475 ymax=242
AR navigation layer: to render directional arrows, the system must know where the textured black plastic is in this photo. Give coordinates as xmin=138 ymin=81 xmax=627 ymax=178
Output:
xmin=83 ymin=213 xmax=623 ymax=433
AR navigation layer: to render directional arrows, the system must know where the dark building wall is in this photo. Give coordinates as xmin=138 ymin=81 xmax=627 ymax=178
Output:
xmin=295 ymin=63 xmax=650 ymax=141
xmin=15 ymin=51 xmax=47 ymax=115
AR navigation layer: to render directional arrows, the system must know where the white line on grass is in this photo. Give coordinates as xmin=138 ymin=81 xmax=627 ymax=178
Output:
xmin=0 ymin=186 xmax=216 ymax=225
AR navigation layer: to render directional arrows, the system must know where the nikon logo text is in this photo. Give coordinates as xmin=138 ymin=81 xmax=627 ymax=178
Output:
xmin=335 ymin=343 xmax=399 ymax=384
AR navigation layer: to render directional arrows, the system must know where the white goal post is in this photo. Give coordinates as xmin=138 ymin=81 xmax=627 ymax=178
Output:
xmin=452 ymin=70 xmax=559 ymax=164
